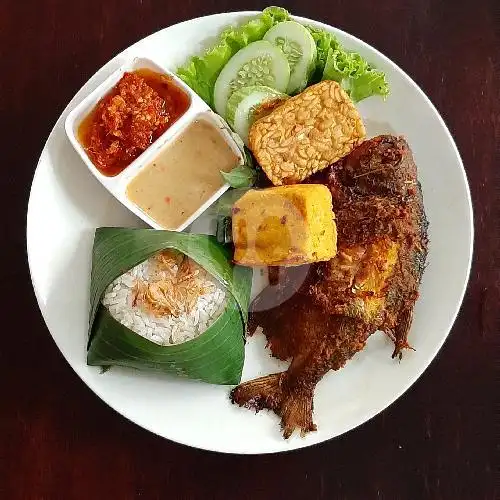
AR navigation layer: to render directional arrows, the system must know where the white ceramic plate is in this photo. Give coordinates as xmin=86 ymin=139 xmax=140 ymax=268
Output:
xmin=27 ymin=11 xmax=473 ymax=454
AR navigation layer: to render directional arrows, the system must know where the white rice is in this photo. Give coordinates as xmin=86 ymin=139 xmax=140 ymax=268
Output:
xmin=102 ymin=256 xmax=227 ymax=345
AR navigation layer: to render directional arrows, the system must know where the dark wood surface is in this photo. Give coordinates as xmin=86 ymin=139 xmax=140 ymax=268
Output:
xmin=1 ymin=0 xmax=498 ymax=498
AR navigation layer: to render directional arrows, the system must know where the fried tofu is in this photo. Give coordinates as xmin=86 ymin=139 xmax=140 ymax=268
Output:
xmin=249 ymin=81 xmax=365 ymax=185
xmin=232 ymin=184 xmax=337 ymax=267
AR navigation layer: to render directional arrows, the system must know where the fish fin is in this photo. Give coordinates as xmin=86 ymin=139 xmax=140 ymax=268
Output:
xmin=392 ymin=307 xmax=415 ymax=359
xmin=231 ymin=373 xmax=285 ymax=412
xmin=231 ymin=373 xmax=316 ymax=439
xmin=280 ymin=390 xmax=316 ymax=439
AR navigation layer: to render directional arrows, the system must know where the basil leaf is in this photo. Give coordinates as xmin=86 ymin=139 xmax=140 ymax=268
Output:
xmin=221 ymin=165 xmax=257 ymax=188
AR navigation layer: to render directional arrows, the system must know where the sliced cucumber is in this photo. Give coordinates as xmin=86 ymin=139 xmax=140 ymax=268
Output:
xmin=213 ymin=40 xmax=290 ymax=117
xmin=264 ymin=21 xmax=317 ymax=94
xmin=226 ymin=86 xmax=287 ymax=145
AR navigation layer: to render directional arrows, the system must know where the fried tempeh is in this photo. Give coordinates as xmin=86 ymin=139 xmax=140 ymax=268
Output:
xmin=248 ymin=81 xmax=365 ymax=186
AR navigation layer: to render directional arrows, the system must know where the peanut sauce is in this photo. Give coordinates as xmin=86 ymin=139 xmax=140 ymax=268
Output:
xmin=126 ymin=119 xmax=239 ymax=229
xmin=78 ymin=69 xmax=190 ymax=176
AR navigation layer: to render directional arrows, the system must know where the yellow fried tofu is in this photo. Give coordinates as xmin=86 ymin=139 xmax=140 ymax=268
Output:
xmin=232 ymin=184 xmax=337 ymax=267
xmin=249 ymin=81 xmax=366 ymax=186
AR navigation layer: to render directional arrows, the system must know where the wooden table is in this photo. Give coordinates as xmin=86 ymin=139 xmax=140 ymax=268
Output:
xmin=2 ymin=1 xmax=497 ymax=498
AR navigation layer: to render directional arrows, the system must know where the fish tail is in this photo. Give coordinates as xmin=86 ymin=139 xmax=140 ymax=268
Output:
xmin=280 ymin=388 xmax=317 ymax=439
xmin=392 ymin=307 xmax=416 ymax=359
xmin=231 ymin=373 xmax=316 ymax=439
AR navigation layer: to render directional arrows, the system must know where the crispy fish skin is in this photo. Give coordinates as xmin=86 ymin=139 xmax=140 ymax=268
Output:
xmin=312 ymin=135 xmax=428 ymax=357
xmin=233 ymin=286 xmax=372 ymax=438
xmin=248 ymin=81 xmax=366 ymax=186
xmin=231 ymin=135 xmax=429 ymax=438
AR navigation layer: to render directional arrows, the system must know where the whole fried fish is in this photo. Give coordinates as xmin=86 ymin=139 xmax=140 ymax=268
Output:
xmin=231 ymin=135 xmax=429 ymax=438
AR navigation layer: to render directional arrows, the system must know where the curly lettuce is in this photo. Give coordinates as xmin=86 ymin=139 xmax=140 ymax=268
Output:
xmin=305 ymin=26 xmax=340 ymax=83
xmin=322 ymin=47 xmax=389 ymax=101
xmin=306 ymin=25 xmax=388 ymax=101
xmin=177 ymin=7 xmax=289 ymax=106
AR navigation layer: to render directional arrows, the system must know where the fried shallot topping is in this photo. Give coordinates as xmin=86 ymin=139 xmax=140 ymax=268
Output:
xmin=133 ymin=250 xmax=214 ymax=317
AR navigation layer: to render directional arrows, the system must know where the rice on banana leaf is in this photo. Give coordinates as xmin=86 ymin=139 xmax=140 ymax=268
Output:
xmin=87 ymin=227 xmax=252 ymax=385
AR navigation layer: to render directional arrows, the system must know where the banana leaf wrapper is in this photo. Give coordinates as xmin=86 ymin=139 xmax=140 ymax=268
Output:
xmin=87 ymin=228 xmax=252 ymax=385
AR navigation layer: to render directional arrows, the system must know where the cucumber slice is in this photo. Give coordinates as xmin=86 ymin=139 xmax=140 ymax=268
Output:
xmin=264 ymin=21 xmax=317 ymax=94
xmin=213 ymin=40 xmax=290 ymax=117
xmin=226 ymin=86 xmax=287 ymax=145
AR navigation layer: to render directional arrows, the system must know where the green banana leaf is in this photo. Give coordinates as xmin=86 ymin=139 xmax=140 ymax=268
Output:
xmin=87 ymin=228 xmax=252 ymax=385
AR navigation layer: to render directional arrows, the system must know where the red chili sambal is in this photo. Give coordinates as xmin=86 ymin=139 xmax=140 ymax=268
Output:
xmin=78 ymin=69 xmax=190 ymax=176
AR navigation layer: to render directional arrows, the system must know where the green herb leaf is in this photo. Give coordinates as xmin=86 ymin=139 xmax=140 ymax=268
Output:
xmin=221 ymin=164 xmax=257 ymax=188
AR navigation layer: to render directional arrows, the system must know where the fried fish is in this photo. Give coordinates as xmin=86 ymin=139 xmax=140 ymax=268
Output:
xmin=231 ymin=135 xmax=429 ymax=438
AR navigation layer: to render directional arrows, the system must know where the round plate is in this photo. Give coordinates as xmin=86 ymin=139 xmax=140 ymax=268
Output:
xmin=27 ymin=11 xmax=473 ymax=454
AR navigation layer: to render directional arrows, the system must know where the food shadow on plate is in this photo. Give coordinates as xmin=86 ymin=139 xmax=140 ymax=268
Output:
xmin=363 ymin=118 xmax=396 ymax=138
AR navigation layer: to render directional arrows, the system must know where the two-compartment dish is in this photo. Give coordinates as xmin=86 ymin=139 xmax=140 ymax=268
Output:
xmin=65 ymin=57 xmax=243 ymax=232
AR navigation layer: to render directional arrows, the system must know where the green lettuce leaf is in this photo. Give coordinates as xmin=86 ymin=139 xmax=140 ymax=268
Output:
xmin=306 ymin=26 xmax=340 ymax=83
xmin=321 ymin=45 xmax=389 ymax=101
xmin=177 ymin=7 xmax=289 ymax=107
xmin=322 ymin=48 xmax=353 ymax=83
xmin=306 ymin=24 xmax=389 ymax=101
xmin=348 ymin=52 xmax=369 ymax=78
xmin=348 ymin=66 xmax=389 ymax=102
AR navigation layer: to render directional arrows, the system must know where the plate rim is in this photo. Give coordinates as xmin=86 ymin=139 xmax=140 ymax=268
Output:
xmin=26 ymin=10 xmax=474 ymax=454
